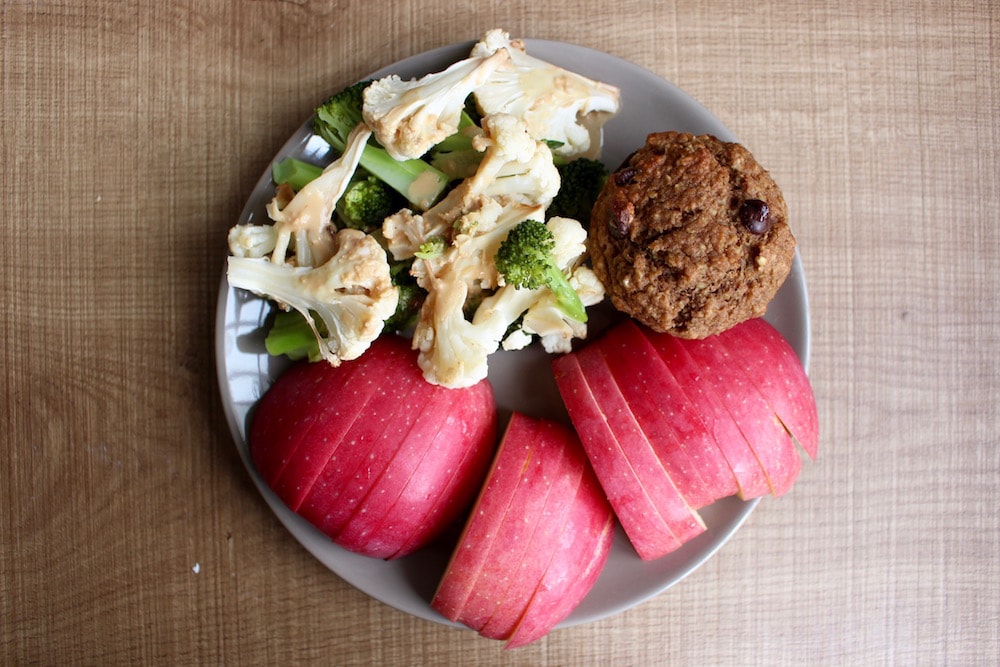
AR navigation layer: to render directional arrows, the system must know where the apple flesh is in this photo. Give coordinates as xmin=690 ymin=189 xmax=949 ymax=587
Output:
xmin=432 ymin=412 xmax=614 ymax=647
xmin=249 ymin=334 xmax=498 ymax=559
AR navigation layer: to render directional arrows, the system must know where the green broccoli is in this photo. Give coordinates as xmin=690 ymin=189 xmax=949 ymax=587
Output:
xmin=313 ymin=81 xmax=450 ymax=210
xmin=272 ymin=157 xmax=324 ymax=192
xmin=336 ymin=175 xmax=405 ymax=232
xmin=547 ymin=158 xmax=609 ymax=227
xmin=494 ymin=219 xmax=587 ymax=323
xmin=428 ymin=108 xmax=484 ymax=181
xmin=264 ymin=308 xmax=322 ymax=361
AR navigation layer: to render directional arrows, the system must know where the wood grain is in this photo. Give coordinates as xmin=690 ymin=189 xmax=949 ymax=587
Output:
xmin=2 ymin=0 xmax=998 ymax=664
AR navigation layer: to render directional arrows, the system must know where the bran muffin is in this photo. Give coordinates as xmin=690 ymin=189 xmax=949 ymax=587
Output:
xmin=588 ymin=131 xmax=795 ymax=338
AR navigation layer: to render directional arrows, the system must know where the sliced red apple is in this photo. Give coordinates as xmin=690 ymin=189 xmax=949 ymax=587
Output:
xmin=551 ymin=353 xmax=684 ymax=559
xmin=455 ymin=415 xmax=571 ymax=632
xmin=476 ymin=419 xmax=586 ymax=641
xmin=433 ymin=412 xmax=613 ymax=647
xmin=504 ymin=471 xmax=616 ymax=649
xmin=431 ymin=415 xmax=534 ymax=622
xmin=295 ymin=359 xmax=425 ymax=535
xmin=715 ymin=318 xmax=818 ymax=459
xmin=679 ymin=333 xmax=801 ymax=496
xmin=249 ymin=334 xmax=497 ymax=558
xmin=593 ymin=319 xmax=737 ymax=507
xmin=642 ymin=328 xmax=773 ymax=500
xmin=573 ymin=344 xmax=705 ymax=544
xmin=332 ymin=381 xmax=491 ymax=558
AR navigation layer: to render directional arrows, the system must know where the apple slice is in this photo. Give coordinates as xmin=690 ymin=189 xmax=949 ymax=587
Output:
xmin=381 ymin=385 xmax=498 ymax=559
xmin=332 ymin=380 xmax=494 ymax=559
xmin=295 ymin=353 xmax=425 ymax=535
xmin=552 ymin=353 xmax=684 ymax=559
xmin=642 ymin=328 xmax=773 ymax=500
xmin=455 ymin=415 xmax=571 ymax=632
xmin=573 ymin=344 xmax=706 ymax=543
xmin=255 ymin=339 xmax=409 ymax=510
xmin=431 ymin=415 xmax=534 ymax=622
xmin=715 ymin=318 xmax=818 ymax=459
xmin=593 ymin=319 xmax=738 ymax=507
xmin=433 ymin=412 xmax=614 ymax=647
xmin=249 ymin=334 xmax=497 ymax=558
xmin=476 ymin=419 xmax=586 ymax=641
xmin=679 ymin=333 xmax=801 ymax=496
xmin=504 ymin=471 xmax=616 ymax=649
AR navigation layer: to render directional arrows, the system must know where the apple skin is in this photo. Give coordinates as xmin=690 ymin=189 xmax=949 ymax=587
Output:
xmin=249 ymin=334 xmax=498 ymax=559
xmin=432 ymin=412 xmax=614 ymax=647
xmin=713 ymin=318 xmax=818 ymax=460
xmin=551 ymin=353 xmax=684 ymax=560
xmin=572 ymin=345 xmax=706 ymax=542
xmin=594 ymin=319 xmax=738 ymax=507
xmin=552 ymin=317 xmax=817 ymax=560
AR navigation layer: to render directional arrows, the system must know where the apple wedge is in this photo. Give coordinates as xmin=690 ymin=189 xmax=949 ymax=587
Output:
xmin=432 ymin=412 xmax=614 ymax=646
xmin=573 ymin=344 xmax=706 ymax=543
xmin=504 ymin=476 xmax=615 ymax=649
xmin=551 ymin=353 xmax=685 ymax=559
xmin=593 ymin=319 xmax=738 ymax=507
xmin=714 ymin=318 xmax=818 ymax=460
xmin=677 ymin=333 xmax=801 ymax=496
xmin=333 ymin=381 xmax=494 ymax=559
xmin=642 ymin=328 xmax=773 ymax=500
xmin=476 ymin=419 xmax=586 ymax=641
xmin=431 ymin=415 xmax=535 ymax=622
xmin=454 ymin=416 xmax=571 ymax=632
xmin=296 ymin=359 xmax=425 ymax=535
xmin=249 ymin=334 xmax=497 ymax=558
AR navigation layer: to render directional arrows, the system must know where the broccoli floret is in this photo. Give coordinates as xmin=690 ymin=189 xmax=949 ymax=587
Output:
xmin=314 ymin=81 xmax=450 ymax=210
xmin=547 ymin=158 xmax=609 ymax=226
xmin=494 ymin=219 xmax=587 ymax=323
xmin=336 ymin=175 xmax=405 ymax=232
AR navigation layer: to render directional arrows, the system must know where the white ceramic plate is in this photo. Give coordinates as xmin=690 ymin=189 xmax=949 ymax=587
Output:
xmin=215 ymin=39 xmax=811 ymax=629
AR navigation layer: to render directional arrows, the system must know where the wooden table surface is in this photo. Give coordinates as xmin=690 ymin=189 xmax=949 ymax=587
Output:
xmin=3 ymin=1 xmax=998 ymax=664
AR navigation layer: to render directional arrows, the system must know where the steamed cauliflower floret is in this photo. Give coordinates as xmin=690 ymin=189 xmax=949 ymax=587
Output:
xmin=227 ymin=124 xmax=371 ymax=268
xmin=227 ymin=229 xmax=399 ymax=365
xmin=362 ymin=48 xmax=510 ymax=161
xmin=471 ymin=29 xmax=621 ymax=160
xmin=409 ymin=201 xmax=546 ymax=387
xmin=475 ymin=216 xmax=604 ymax=355
xmin=381 ymin=113 xmax=559 ymax=262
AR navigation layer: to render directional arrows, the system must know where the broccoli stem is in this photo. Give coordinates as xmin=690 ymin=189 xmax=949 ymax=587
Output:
xmin=272 ymin=157 xmax=324 ymax=191
xmin=544 ymin=263 xmax=588 ymax=323
xmin=313 ymin=83 xmax=450 ymax=210
xmin=264 ymin=309 xmax=320 ymax=361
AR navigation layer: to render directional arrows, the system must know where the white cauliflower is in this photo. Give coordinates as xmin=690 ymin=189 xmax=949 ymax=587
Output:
xmin=227 ymin=229 xmax=399 ymax=366
xmin=362 ymin=48 xmax=510 ymax=161
xmin=227 ymin=124 xmax=371 ymax=268
xmin=381 ymin=113 xmax=559 ymax=263
xmin=471 ymin=29 xmax=621 ymax=160
xmin=409 ymin=200 xmax=547 ymax=387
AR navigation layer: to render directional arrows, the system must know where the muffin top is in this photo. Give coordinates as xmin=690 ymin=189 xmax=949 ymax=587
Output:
xmin=588 ymin=131 xmax=796 ymax=338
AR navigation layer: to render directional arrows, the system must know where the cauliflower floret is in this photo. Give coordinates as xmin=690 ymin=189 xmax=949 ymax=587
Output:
xmin=381 ymin=113 xmax=559 ymax=263
xmin=409 ymin=200 xmax=546 ymax=387
xmin=363 ymin=48 xmax=510 ymax=161
xmin=471 ymin=29 xmax=621 ymax=160
xmin=227 ymin=124 xmax=371 ymax=269
xmin=227 ymin=229 xmax=399 ymax=365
